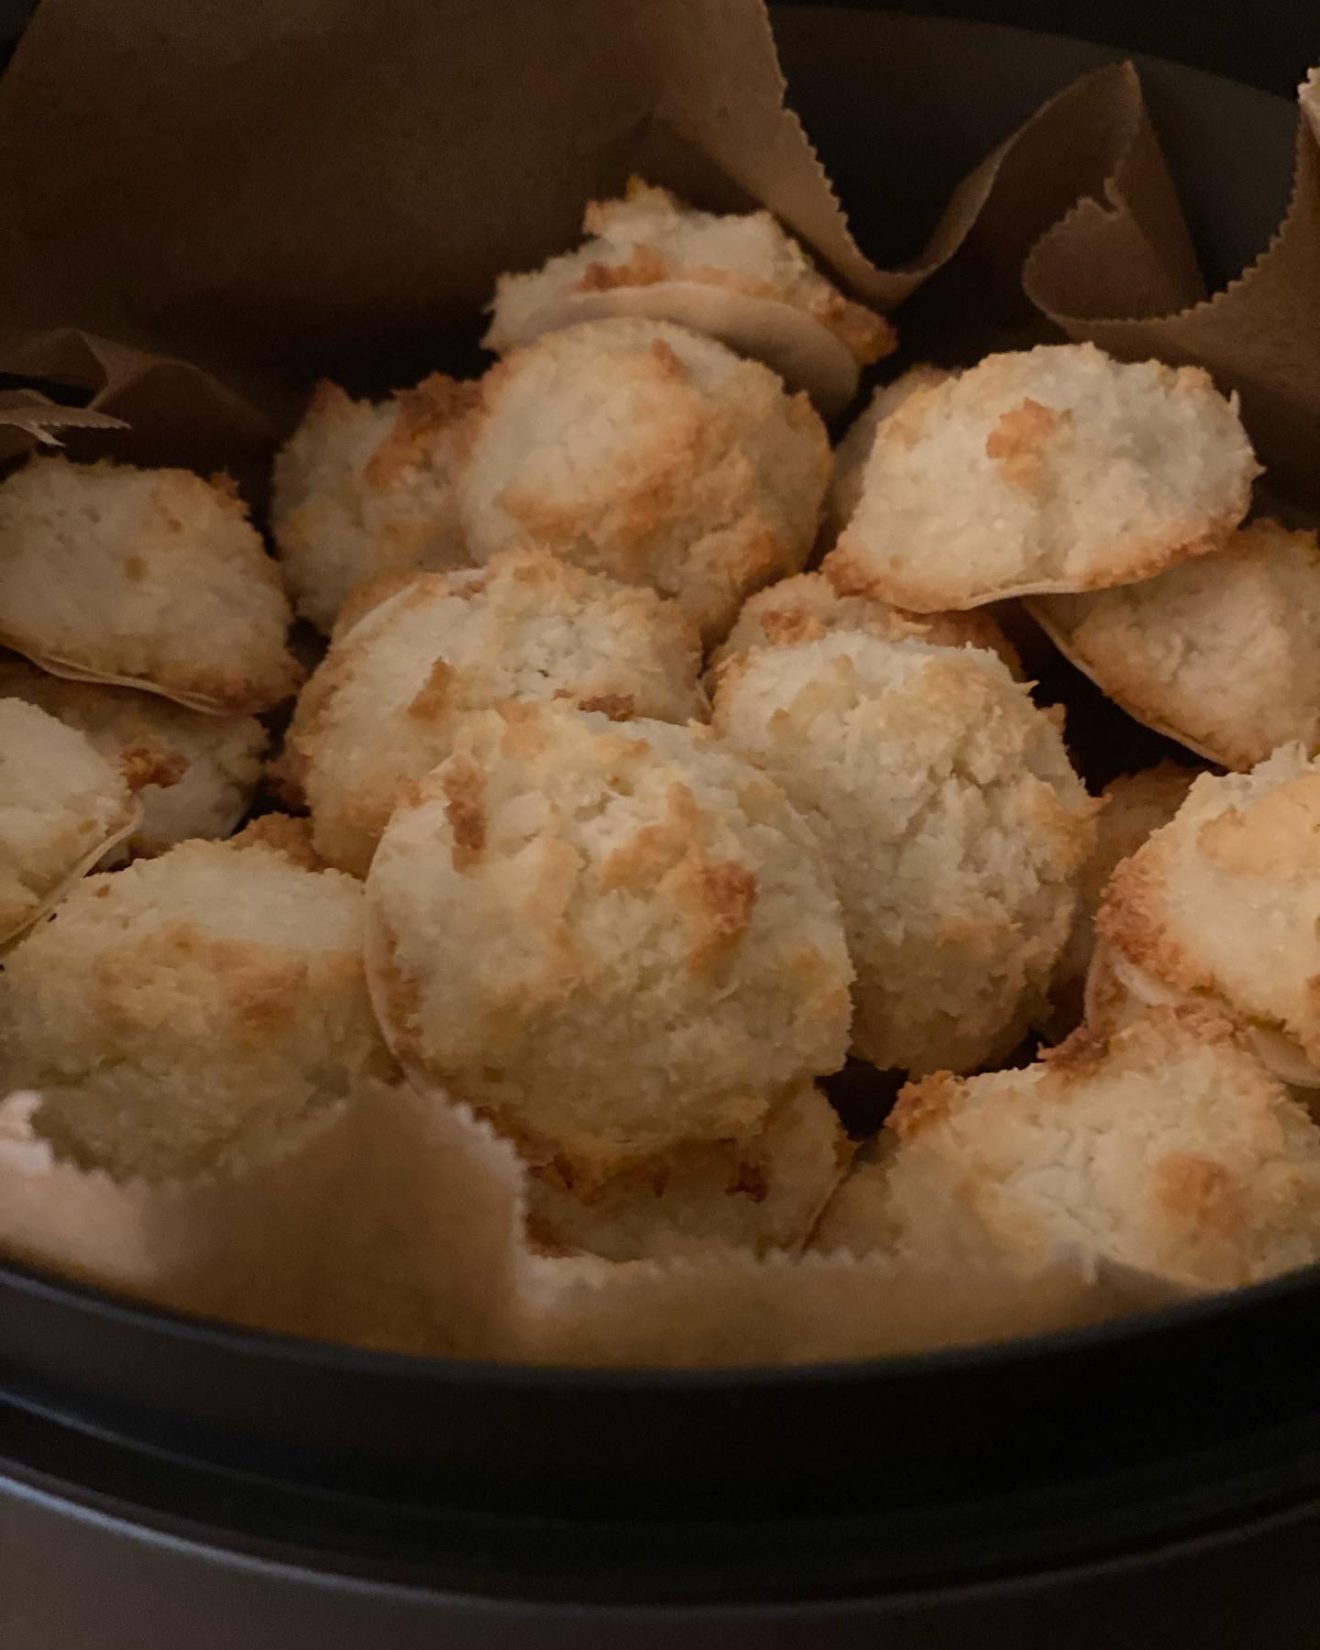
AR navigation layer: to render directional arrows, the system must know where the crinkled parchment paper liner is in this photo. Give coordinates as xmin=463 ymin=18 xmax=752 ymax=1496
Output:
xmin=0 ymin=1071 xmax=1189 ymax=1364
xmin=0 ymin=1081 xmax=525 ymax=1355
xmin=0 ymin=330 xmax=276 ymax=486
xmin=0 ymin=386 xmax=127 ymax=451
xmin=1027 ymin=70 xmax=1320 ymax=513
xmin=0 ymin=1 xmax=1311 ymax=493
xmin=0 ymin=799 xmax=141 ymax=951
xmin=503 ymin=1245 xmax=1189 ymax=1369
xmin=0 ymin=2 xmax=1201 ymax=434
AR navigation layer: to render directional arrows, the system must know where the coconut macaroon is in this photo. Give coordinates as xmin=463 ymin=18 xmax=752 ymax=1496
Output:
xmin=0 ymin=837 xmax=394 ymax=1180
xmin=708 ymin=571 xmax=1020 ymax=678
xmin=271 ymin=373 xmax=478 ymax=634
xmin=823 ymin=344 xmax=1258 ymax=611
xmin=365 ymin=701 xmax=853 ymax=1186
xmin=483 ymin=178 xmax=895 ymax=416
xmin=1047 ymin=763 xmax=1199 ymax=1036
xmin=713 ymin=632 xmax=1096 ymax=1074
xmin=0 ymin=660 xmax=267 ymax=857
xmin=1029 ymin=521 xmax=1320 ymax=771
xmin=1098 ymin=745 xmax=1320 ymax=1089
xmin=825 ymin=364 xmax=953 ymax=536
xmin=872 ymin=1008 xmax=1320 ymax=1291
xmin=0 ymin=457 xmax=301 ymax=713
xmin=525 ymin=1080 xmax=851 ymax=1262
xmin=284 ymin=548 xmax=706 ymax=876
xmin=456 ymin=317 xmax=831 ymax=644
xmin=0 ymin=699 xmax=140 ymax=947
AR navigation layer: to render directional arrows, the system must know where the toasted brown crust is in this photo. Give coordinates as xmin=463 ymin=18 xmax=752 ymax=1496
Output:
xmin=91 ymin=921 xmax=313 ymax=1046
xmin=117 ymin=740 xmax=188 ymax=793
xmin=710 ymin=572 xmax=1024 ymax=680
xmin=228 ymin=813 xmax=325 ymax=871
xmin=985 ymin=398 xmax=1069 ymax=492
xmin=1196 ymin=776 xmax=1320 ymax=876
xmin=460 ymin=320 xmax=830 ymax=643
xmin=573 ymin=692 xmax=636 ymax=721
xmin=406 ymin=657 xmax=454 ymax=722
xmin=578 ymin=244 xmax=669 ymax=292
xmin=896 ymin=1004 xmax=1249 ymax=1139
xmin=824 ymin=519 xmax=1242 ymax=614
xmin=1156 ymin=1152 xmax=1244 ymax=1238
xmin=439 ymin=755 xmax=487 ymax=873
xmin=685 ymin=858 xmax=758 ymax=975
xmin=888 ymin=1071 xmax=963 ymax=1141
xmin=1097 ymin=832 xmax=1214 ymax=1000
xmin=878 ymin=1001 xmax=1320 ymax=1292
xmin=362 ymin=373 xmax=480 ymax=491
xmin=1026 ymin=521 xmax=1320 ymax=772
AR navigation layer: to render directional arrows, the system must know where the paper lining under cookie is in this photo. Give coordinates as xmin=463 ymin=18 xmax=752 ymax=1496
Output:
xmin=502 ymin=1241 xmax=1192 ymax=1369
xmin=0 ymin=1081 xmax=526 ymax=1356
xmin=0 ymin=641 xmax=238 ymax=718
xmin=486 ymin=282 xmax=871 ymax=418
xmin=1086 ymin=941 xmax=1320 ymax=1090
xmin=0 ymin=799 xmax=141 ymax=951
xmin=1025 ymin=597 xmax=1236 ymax=768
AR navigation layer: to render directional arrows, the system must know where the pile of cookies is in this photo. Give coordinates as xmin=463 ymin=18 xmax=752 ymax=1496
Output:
xmin=5 ymin=178 xmax=1320 ymax=1343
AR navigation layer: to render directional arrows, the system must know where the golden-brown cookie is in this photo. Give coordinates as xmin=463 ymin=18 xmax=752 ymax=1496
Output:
xmin=525 ymin=1080 xmax=851 ymax=1262
xmin=364 ymin=701 xmax=853 ymax=1187
xmin=1098 ymin=745 xmax=1320 ymax=1087
xmin=272 ymin=374 xmax=477 ymax=634
xmin=708 ymin=570 xmax=1020 ymax=679
xmin=1 ymin=659 xmax=266 ymax=856
xmin=880 ymin=1006 xmax=1320 ymax=1290
xmin=1029 ymin=521 xmax=1320 ymax=770
xmin=0 ymin=698 xmax=139 ymax=947
xmin=457 ymin=317 xmax=830 ymax=644
xmin=0 ymin=837 xmax=394 ymax=1178
xmin=824 ymin=344 xmax=1257 ymax=611
xmin=0 ymin=458 xmax=300 ymax=713
xmin=285 ymin=548 xmax=705 ymax=876
xmin=712 ymin=632 xmax=1097 ymax=1074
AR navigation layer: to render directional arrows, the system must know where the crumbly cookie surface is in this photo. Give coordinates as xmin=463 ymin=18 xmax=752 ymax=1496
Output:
xmin=825 ymin=344 xmax=1257 ymax=611
xmin=713 ymin=631 xmax=1096 ymax=1073
xmin=0 ymin=457 xmax=300 ymax=712
xmin=365 ymin=701 xmax=853 ymax=1185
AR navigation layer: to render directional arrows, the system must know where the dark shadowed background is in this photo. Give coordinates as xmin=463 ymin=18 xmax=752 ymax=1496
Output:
xmin=788 ymin=0 xmax=1317 ymax=96
xmin=0 ymin=1 xmax=1313 ymax=94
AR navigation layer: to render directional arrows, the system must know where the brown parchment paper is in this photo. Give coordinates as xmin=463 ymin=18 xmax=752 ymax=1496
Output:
xmin=0 ymin=0 xmax=1310 ymax=483
xmin=0 ymin=0 xmax=1203 ymax=412
xmin=0 ymin=0 xmax=1317 ymax=1363
xmin=503 ymin=1247 xmax=1184 ymax=1369
xmin=1 ymin=1081 xmax=1182 ymax=1366
xmin=0 ymin=1083 xmax=524 ymax=1356
xmin=1026 ymin=69 xmax=1320 ymax=510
